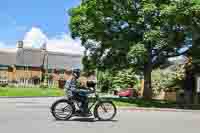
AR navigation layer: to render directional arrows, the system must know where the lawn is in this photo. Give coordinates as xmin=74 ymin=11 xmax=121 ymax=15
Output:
xmin=101 ymin=97 xmax=177 ymax=108
xmin=0 ymin=87 xmax=64 ymax=97
xmin=114 ymin=101 xmax=138 ymax=107
xmin=0 ymin=87 xmax=176 ymax=108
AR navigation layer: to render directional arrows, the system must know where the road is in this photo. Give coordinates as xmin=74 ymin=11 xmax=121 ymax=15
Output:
xmin=0 ymin=97 xmax=200 ymax=133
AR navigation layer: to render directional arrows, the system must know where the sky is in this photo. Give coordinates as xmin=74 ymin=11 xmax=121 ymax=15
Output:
xmin=0 ymin=0 xmax=84 ymax=54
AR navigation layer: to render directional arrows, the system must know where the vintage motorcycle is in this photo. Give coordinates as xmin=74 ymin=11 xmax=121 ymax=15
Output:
xmin=50 ymin=81 xmax=117 ymax=121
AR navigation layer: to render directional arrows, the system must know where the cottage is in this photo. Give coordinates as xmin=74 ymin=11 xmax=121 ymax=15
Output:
xmin=0 ymin=41 xmax=82 ymax=86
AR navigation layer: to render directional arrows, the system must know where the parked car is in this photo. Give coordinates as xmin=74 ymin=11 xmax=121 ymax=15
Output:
xmin=118 ymin=88 xmax=139 ymax=98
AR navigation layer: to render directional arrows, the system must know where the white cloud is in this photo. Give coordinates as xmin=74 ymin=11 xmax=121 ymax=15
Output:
xmin=23 ymin=27 xmax=84 ymax=55
xmin=23 ymin=27 xmax=48 ymax=48
xmin=47 ymin=34 xmax=84 ymax=55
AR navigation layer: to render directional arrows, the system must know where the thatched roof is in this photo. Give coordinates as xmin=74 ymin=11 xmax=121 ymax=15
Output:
xmin=0 ymin=48 xmax=17 ymax=65
xmin=0 ymin=47 xmax=82 ymax=69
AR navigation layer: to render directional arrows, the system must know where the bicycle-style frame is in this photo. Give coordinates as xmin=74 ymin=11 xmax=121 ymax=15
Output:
xmin=87 ymin=94 xmax=100 ymax=111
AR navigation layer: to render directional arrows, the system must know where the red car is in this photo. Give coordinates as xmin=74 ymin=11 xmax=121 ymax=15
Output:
xmin=118 ymin=89 xmax=138 ymax=98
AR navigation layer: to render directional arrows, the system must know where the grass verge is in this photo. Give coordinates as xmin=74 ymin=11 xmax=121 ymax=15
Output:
xmin=101 ymin=97 xmax=177 ymax=108
xmin=0 ymin=87 xmax=176 ymax=108
xmin=0 ymin=87 xmax=64 ymax=97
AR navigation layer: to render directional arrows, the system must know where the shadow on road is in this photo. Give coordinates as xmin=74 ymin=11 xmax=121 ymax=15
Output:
xmin=71 ymin=118 xmax=118 ymax=122
xmin=53 ymin=118 xmax=118 ymax=123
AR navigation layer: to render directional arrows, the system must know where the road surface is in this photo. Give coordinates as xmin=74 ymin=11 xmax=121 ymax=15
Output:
xmin=0 ymin=97 xmax=200 ymax=133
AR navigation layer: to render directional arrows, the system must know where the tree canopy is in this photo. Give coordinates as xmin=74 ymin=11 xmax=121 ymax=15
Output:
xmin=69 ymin=0 xmax=200 ymax=99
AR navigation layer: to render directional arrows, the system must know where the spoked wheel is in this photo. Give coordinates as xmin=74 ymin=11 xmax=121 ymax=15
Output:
xmin=51 ymin=99 xmax=74 ymax=120
xmin=94 ymin=101 xmax=117 ymax=121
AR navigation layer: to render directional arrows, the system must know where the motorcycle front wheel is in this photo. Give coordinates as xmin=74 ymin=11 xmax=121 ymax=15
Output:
xmin=94 ymin=101 xmax=117 ymax=121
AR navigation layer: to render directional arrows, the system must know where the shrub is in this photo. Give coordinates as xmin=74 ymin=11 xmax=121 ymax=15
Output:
xmin=97 ymin=69 xmax=140 ymax=92
xmin=0 ymin=83 xmax=8 ymax=87
xmin=152 ymin=64 xmax=185 ymax=96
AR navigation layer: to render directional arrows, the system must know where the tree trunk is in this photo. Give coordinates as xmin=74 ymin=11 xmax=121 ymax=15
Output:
xmin=143 ymin=63 xmax=153 ymax=100
xmin=188 ymin=25 xmax=200 ymax=104
xmin=143 ymin=47 xmax=153 ymax=100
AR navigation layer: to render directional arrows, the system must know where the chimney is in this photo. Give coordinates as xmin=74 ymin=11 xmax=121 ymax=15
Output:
xmin=17 ymin=41 xmax=23 ymax=48
xmin=41 ymin=43 xmax=47 ymax=51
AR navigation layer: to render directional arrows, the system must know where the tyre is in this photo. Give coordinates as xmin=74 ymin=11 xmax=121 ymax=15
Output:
xmin=51 ymin=99 xmax=75 ymax=120
xmin=94 ymin=101 xmax=117 ymax=121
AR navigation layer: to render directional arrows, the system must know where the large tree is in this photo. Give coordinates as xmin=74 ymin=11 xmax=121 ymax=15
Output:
xmin=166 ymin=0 xmax=200 ymax=103
xmin=69 ymin=0 xmax=192 ymax=99
xmin=164 ymin=0 xmax=200 ymax=55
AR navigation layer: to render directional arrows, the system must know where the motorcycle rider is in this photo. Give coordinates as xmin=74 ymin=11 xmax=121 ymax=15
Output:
xmin=64 ymin=69 xmax=94 ymax=115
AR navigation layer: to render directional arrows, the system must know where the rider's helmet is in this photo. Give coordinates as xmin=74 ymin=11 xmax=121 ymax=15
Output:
xmin=72 ymin=69 xmax=81 ymax=79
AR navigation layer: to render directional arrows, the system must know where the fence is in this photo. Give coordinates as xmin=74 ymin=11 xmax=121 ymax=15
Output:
xmin=0 ymin=78 xmax=59 ymax=88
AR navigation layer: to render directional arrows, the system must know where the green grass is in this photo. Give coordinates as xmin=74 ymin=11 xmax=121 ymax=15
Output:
xmin=0 ymin=87 xmax=176 ymax=108
xmin=101 ymin=97 xmax=177 ymax=108
xmin=0 ymin=87 xmax=64 ymax=97
xmin=114 ymin=101 xmax=138 ymax=107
